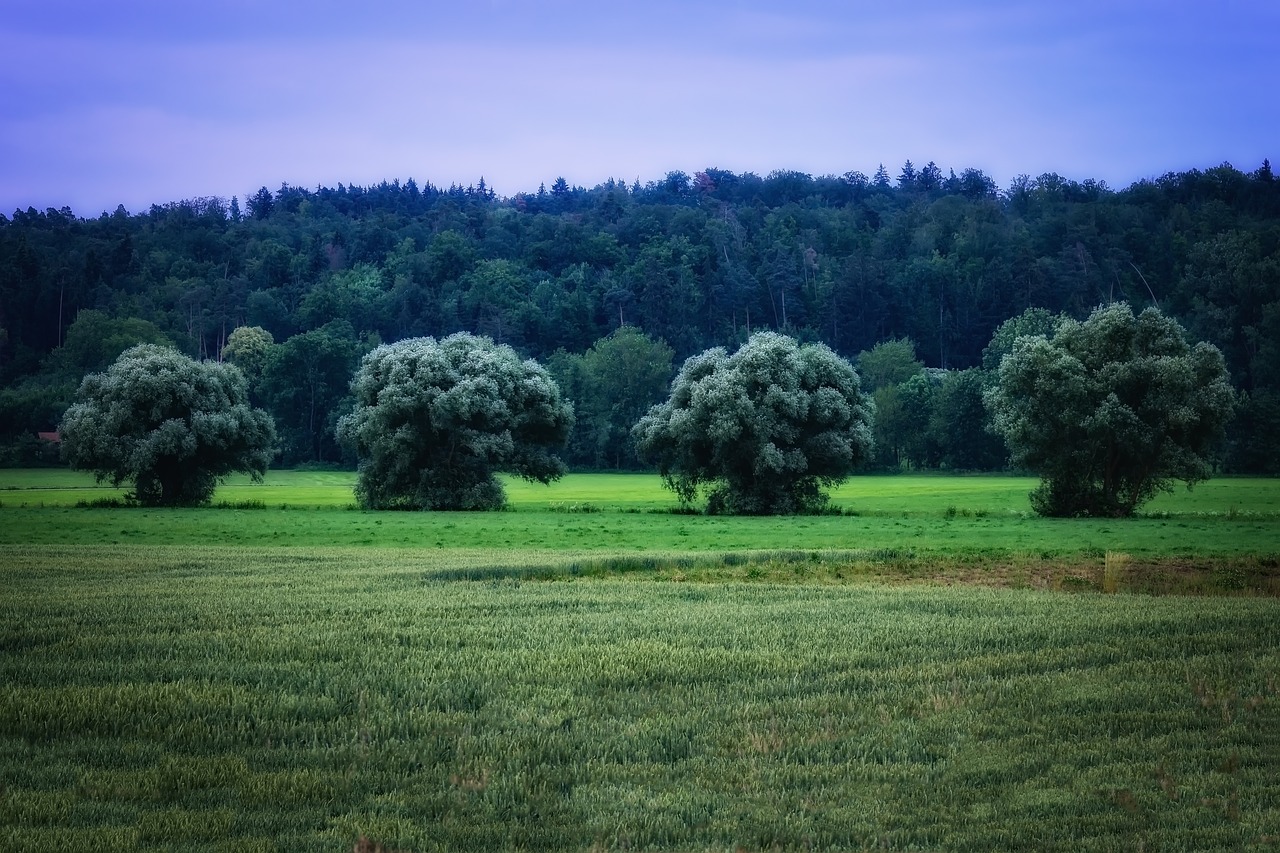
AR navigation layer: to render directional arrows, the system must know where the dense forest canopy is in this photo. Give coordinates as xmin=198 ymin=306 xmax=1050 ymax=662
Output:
xmin=1 ymin=160 xmax=1277 ymax=472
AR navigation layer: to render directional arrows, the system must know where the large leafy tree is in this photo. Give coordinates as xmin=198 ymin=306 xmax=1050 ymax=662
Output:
xmin=221 ymin=325 xmax=274 ymax=396
xmin=549 ymin=327 xmax=675 ymax=470
xmin=986 ymin=303 xmax=1235 ymax=517
xmin=869 ymin=383 xmax=907 ymax=469
xmin=856 ymin=337 xmax=924 ymax=391
xmin=337 ymin=333 xmax=573 ymax=510
xmin=59 ymin=344 xmax=276 ymax=506
xmin=857 ymin=338 xmax=924 ymax=469
xmin=260 ymin=321 xmax=363 ymax=465
xmin=45 ymin=310 xmax=173 ymax=382
xmin=896 ymin=372 xmax=944 ymax=469
xmin=580 ymin=327 xmax=674 ymax=469
xmin=933 ymin=368 xmax=1007 ymax=471
xmin=633 ymin=331 xmax=874 ymax=514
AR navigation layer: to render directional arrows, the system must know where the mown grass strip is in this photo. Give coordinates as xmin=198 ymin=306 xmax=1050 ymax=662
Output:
xmin=2 ymin=502 xmax=1277 ymax=561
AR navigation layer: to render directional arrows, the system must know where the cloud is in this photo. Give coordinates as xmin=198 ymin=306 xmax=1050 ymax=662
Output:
xmin=1 ymin=2 xmax=1275 ymax=213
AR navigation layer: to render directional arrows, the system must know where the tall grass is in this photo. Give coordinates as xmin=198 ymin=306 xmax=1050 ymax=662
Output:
xmin=2 ymin=547 xmax=1279 ymax=850
xmin=1103 ymin=551 xmax=1130 ymax=593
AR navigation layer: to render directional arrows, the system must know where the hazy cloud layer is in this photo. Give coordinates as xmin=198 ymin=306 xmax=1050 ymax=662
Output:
xmin=3 ymin=0 xmax=1275 ymax=214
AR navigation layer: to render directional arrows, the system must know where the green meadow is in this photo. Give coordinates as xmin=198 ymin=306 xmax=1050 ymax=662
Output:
xmin=1 ymin=471 xmax=1277 ymax=572
xmin=5 ymin=469 xmax=1280 ymax=517
xmin=2 ymin=471 xmax=1279 ymax=850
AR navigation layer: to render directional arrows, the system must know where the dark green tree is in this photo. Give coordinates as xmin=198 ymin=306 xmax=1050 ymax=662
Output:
xmin=577 ymin=327 xmax=674 ymax=469
xmin=337 ymin=333 xmax=573 ymax=510
xmin=986 ymin=303 xmax=1235 ymax=517
xmin=982 ymin=308 xmax=1061 ymax=372
xmin=247 ymin=187 xmax=275 ymax=220
xmin=623 ymin=237 xmax=703 ymax=355
xmin=260 ymin=321 xmax=363 ymax=465
xmin=934 ymin=368 xmax=1007 ymax=470
xmin=59 ymin=344 xmax=276 ymax=506
xmin=296 ymin=264 xmax=387 ymax=335
xmin=870 ymin=384 xmax=907 ymax=469
xmin=897 ymin=371 xmax=944 ymax=468
xmin=633 ymin=332 xmax=873 ymax=514
xmin=221 ymin=325 xmax=274 ymax=392
xmin=45 ymin=310 xmax=172 ymax=381
xmin=856 ymin=338 xmax=924 ymax=391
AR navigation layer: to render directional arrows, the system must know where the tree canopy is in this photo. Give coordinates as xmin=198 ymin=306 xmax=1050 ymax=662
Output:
xmin=856 ymin=338 xmax=924 ymax=391
xmin=221 ymin=325 xmax=274 ymax=385
xmin=59 ymin=344 xmax=276 ymax=505
xmin=337 ymin=333 xmax=573 ymax=510
xmin=45 ymin=309 xmax=173 ymax=382
xmin=260 ymin=320 xmax=364 ymax=465
xmin=1 ymin=160 xmax=1277 ymax=473
xmin=633 ymin=332 xmax=874 ymax=514
xmin=985 ymin=304 xmax=1235 ymax=517
xmin=547 ymin=326 xmax=674 ymax=469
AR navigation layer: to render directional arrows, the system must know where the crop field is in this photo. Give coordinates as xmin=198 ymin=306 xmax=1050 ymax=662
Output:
xmin=2 ymin=471 xmax=1279 ymax=851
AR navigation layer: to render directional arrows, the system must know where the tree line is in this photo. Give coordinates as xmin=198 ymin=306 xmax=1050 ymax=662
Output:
xmin=61 ymin=304 xmax=1233 ymax=518
xmin=1 ymin=160 xmax=1276 ymax=472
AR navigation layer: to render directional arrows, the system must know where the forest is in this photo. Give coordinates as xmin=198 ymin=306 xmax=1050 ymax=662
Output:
xmin=1 ymin=160 xmax=1277 ymax=473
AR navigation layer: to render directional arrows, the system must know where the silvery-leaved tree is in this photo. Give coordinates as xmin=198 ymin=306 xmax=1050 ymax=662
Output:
xmin=59 ymin=344 xmax=277 ymax=506
xmin=337 ymin=333 xmax=573 ymax=510
xmin=985 ymin=303 xmax=1235 ymax=517
xmin=633 ymin=332 xmax=874 ymax=514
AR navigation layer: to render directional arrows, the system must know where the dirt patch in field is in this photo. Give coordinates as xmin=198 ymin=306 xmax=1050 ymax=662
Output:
xmin=519 ymin=550 xmax=1280 ymax=597
xmin=838 ymin=553 xmax=1280 ymax=597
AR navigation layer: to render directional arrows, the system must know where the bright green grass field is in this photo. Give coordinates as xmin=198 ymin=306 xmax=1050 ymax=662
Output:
xmin=3 ymin=546 xmax=1279 ymax=852
xmin=1 ymin=471 xmax=1278 ymax=560
xmin=5 ymin=469 xmax=1280 ymax=517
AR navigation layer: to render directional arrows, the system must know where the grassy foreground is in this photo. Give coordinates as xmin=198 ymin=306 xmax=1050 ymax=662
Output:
xmin=3 ymin=546 xmax=1279 ymax=852
xmin=2 ymin=472 xmax=1279 ymax=850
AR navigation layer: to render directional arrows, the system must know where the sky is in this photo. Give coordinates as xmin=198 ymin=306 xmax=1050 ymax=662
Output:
xmin=2 ymin=0 xmax=1276 ymax=216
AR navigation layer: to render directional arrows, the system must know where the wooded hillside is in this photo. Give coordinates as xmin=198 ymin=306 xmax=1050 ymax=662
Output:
xmin=2 ymin=161 xmax=1276 ymax=472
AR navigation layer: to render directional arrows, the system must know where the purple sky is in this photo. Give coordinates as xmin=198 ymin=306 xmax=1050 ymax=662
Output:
xmin=3 ymin=0 xmax=1276 ymax=216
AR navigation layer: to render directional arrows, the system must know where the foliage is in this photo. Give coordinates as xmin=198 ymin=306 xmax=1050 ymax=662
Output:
xmin=981 ymin=307 xmax=1061 ymax=372
xmin=1228 ymin=389 xmax=1280 ymax=474
xmin=856 ymin=337 xmax=924 ymax=391
xmin=0 ymin=382 xmax=70 ymax=446
xmin=296 ymin=263 xmax=386 ymax=334
xmin=43 ymin=310 xmax=173 ymax=382
xmin=987 ymin=304 xmax=1236 ymax=517
xmin=933 ymin=368 xmax=1007 ymax=470
xmin=634 ymin=332 xmax=873 ymax=514
xmin=337 ymin=333 xmax=573 ymax=510
xmin=858 ymin=340 xmax=926 ymax=470
xmin=2 ymin=161 xmax=1279 ymax=471
xmin=896 ymin=372 xmax=945 ymax=468
xmin=872 ymin=368 xmax=1008 ymax=472
xmin=58 ymin=344 xmax=276 ymax=505
xmin=869 ymin=384 xmax=907 ymax=469
xmin=260 ymin=320 xmax=364 ymax=465
xmin=547 ymin=326 xmax=674 ymax=469
xmin=220 ymin=325 xmax=274 ymax=385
